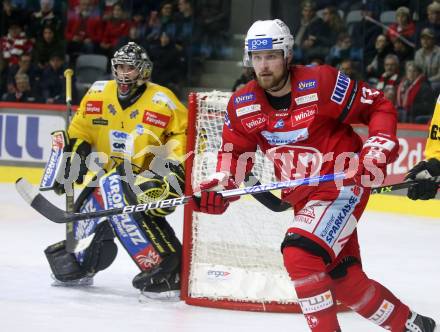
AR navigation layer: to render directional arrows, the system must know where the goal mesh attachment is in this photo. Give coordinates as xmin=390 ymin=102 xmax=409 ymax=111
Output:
xmin=182 ymin=91 xmax=301 ymax=312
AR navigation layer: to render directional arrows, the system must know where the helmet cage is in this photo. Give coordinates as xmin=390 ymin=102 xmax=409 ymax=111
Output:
xmin=111 ymin=42 xmax=153 ymax=86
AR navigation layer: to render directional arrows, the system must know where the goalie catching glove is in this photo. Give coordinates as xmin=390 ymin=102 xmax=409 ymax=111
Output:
xmin=405 ymin=158 xmax=440 ymax=200
xmin=354 ymin=134 xmax=398 ymax=187
xmin=133 ymin=161 xmax=185 ymax=217
xmin=54 ymin=138 xmax=91 ymax=195
xmin=191 ymin=172 xmax=240 ymax=215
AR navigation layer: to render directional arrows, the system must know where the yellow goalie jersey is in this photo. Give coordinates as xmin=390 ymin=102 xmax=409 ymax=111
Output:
xmin=426 ymin=94 xmax=440 ymax=160
xmin=68 ymin=80 xmax=188 ymax=172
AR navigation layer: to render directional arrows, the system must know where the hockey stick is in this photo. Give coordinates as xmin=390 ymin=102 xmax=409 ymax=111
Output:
xmin=63 ymin=68 xmax=76 ymax=252
xmin=15 ymin=172 xmax=345 ymax=224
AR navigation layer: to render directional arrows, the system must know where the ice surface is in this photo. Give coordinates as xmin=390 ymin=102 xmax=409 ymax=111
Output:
xmin=1 ymin=183 xmax=439 ymax=332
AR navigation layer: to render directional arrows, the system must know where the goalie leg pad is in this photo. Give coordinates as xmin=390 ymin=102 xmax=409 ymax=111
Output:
xmin=45 ymin=222 xmax=117 ymax=282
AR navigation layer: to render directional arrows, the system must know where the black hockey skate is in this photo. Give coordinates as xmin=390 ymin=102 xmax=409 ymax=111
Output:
xmin=51 ymin=274 xmax=94 ymax=287
xmin=133 ymin=258 xmax=181 ymax=302
xmin=405 ymin=311 xmax=437 ymax=332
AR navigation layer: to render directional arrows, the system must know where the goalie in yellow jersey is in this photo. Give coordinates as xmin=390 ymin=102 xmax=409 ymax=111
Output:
xmin=44 ymin=42 xmax=188 ymax=301
xmin=406 ymin=94 xmax=440 ymax=200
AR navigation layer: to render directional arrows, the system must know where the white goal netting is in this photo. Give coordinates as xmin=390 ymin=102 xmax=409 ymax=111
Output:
xmin=185 ymin=91 xmax=299 ymax=309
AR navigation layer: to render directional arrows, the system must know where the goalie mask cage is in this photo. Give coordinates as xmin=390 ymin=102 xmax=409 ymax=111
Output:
xmin=182 ymin=91 xmax=302 ymax=313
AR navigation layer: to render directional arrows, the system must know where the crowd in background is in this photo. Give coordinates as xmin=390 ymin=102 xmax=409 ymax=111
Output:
xmin=0 ymin=0 xmax=439 ymax=124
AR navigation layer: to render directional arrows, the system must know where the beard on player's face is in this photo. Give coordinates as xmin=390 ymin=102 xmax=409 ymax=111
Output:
xmin=256 ymin=67 xmax=287 ymax=90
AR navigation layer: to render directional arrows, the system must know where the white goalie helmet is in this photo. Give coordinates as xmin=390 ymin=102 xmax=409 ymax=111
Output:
xmin=243 ymin=19 xmax=294 ymax=67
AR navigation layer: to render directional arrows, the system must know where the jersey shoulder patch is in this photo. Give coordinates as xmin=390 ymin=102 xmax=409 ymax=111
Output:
xmin=151 ymin=89 xmax=177 ymax=111
xmin=87 ymin=80 xmax=110 ymax=94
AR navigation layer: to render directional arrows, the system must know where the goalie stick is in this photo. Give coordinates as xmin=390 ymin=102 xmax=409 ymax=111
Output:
xmin=16 ymin=172 xmax=345 ymax=224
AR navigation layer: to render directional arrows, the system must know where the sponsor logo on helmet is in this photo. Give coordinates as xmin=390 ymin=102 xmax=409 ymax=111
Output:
xmin=331 ymin=71 xmax=350 ymax=105
xmin=297 ymin=79 xmax=317 ymax=91
xmin=294 ymin=93 xmax=318 ymax=105
xmin=236 ymin=104 xmax=261 ymax=117
xmin=85 ymin=101 xmax=103 ymax=114
xmin=234 ymin=92 xmax=256 ymax=105
xmin=142 ymin=110 xmax=170 ymax=128
xmin=248 ymin=37 xmax=273 ymax=51
xmin=241 ymin=113 xmax=267 ymax=132
xmin=261 ymin=128 xmax=309 ymax=145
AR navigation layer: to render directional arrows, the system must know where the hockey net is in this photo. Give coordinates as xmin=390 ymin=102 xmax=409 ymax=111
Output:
xmin=182 ymin=91 xmax=301 ymax=312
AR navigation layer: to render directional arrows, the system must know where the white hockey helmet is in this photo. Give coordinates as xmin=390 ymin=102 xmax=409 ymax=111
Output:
xmin=243 ymin=19 xmax=294 ymax=67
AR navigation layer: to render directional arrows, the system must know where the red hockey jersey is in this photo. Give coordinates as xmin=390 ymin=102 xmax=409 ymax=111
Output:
xmin=218 ymin=65 xmax=398 ymax=206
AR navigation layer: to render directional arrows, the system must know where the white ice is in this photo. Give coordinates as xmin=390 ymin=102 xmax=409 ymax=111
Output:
xmin=1 ymin=183 xmax=439 ymax=332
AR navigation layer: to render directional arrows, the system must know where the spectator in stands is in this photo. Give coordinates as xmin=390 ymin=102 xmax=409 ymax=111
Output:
xmin=33 ymin=26 xmax=65 ymax=68
xmin=321 ymin=5 xmax=346 ymax=47
xmin=146 ymin=1 xmax=177 ymax=42
xmin=116 ymin=25 xmax=147 ymax=51
xmin=99 ymin=2 xmax=130 ymax=58
xmin=366 ymin=34 xmax=394 ymax=81
xmin=414 ymin=28 xmax=440 ymax=92
xmin=7 ymin=53 xmax=41 ymax=95
xmin=338 ymin=58 xmax=359 ymax=79
xmin=376 ymin=54 xmax=401 ymax=91
xmin=2 ymin=73 xmax=40 ymax=103
xmin=176 ymin=0 xmax=197 ymax=57
xmin=296 ymin=1 xmax=331 ymax=63
xmin=28 ymin=0 xmax=62 ymax=41
xmin=0 ymin=23 xmax=33 ymax=66
xmin=415 ymin=1 xmax=440 ymax=46
xmin=149 ymin=31 xmax=184 ymax=95
xmin=392 ymin=37 xmax=415 ymax=68
xmin=386 ymin=6 xmax=416 ymax=45
xmin=326 ymin=32 xmax=362 ymax=67
xmin=0 ymin=53 xmax=6 ymax=98
xmin=195 ymin=0 xmax=231 ymax=59
xmin=66 ymin=0 xmax=103 ymax=58
xmin=40 ymin=54 xmax=66 ymax=104
xmin=396 ymin=61 xmax=436 ymax=123
xmin=1 ymin=0 xmax=28 ymax=36
xmin=349 ymin=3 xmax=382 ymax=62
xmin=383 ymin=85 xmax=397 ymax=104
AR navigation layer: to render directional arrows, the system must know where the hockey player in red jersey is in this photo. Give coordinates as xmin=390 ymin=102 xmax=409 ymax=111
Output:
xmin=192 ymin=19 xmax=436 ymax=332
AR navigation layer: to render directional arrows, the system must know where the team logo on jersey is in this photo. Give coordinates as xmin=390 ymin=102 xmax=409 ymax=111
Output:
xmin=110 ymin=130 xmax=133 ymax=155
xmin=224 ymin=112 xmax=231 ymax=128
xmin=331 ymin=71 xmax=350 ymax=104
xmin=152 ymin=91 xmax=177 ymax=110
xmin=108 ymin=104 xmax=117 ymax=115
xmin=85 ymin=101 xmax=103 ymax=114
xmin=274 ymin=119 xmax=285 ymax=129
xmin=295 ymin=93 xmax=318 ymax=105
xmin=261 ymin=128 xmax=309 ymax=145
xmin=234 ymin=92 xmax=256 ymax=105
xmin=236 ymin=104 xmax=261 ymax=117
xmin=142 ymin=110 xmax=170 ymax=128
xmin=130 ymin=109 xmax=139 ymax=119
xmin=292 ymin=104 xmax=317 ymax=126
xmin=241 ymin=113 xmax=267 ymax=132
xmin=92 ymin=118 xmax=108 ymax=126
xmin=297 ymin=79 xmax=317 ymax=91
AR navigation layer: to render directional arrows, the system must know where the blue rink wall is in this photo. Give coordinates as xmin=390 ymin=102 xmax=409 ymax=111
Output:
xmin=1 ymin=102 xmax=439 ymax=219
